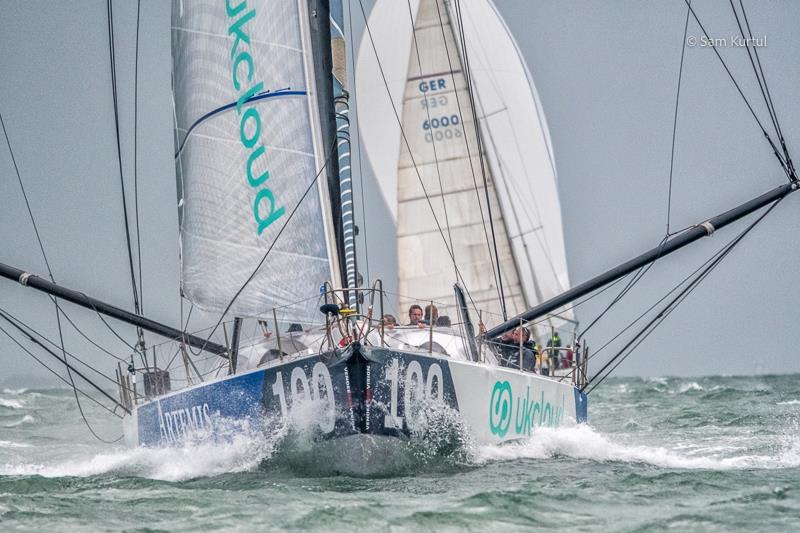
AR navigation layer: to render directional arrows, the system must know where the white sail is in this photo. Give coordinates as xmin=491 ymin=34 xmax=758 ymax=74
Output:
xmin=451 ymin=1 xmax=572 ymax=320
xmin=172 ymin=0 xmax=339 ymax=321
xmin=356 ymin=0 xmax=573 ymax=324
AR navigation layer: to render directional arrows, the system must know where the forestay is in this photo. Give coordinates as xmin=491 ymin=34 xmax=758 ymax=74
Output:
xmin=172 ymin=0 xmax=339 ymax=321
xmin=356 ymin=0 xmax=573 ymax=325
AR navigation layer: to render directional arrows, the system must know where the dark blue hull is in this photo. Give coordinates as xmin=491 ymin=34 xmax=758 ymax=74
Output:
xmin=129 ymin=343 xmax=586 ymax=447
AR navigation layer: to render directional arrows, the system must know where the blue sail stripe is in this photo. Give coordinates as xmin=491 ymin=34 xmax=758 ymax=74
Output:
xmin=174 ymin=90 xmax=308 ymax=159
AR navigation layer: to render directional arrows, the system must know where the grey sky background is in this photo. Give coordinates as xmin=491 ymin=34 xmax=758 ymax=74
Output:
xmin=0 ymin=0 xmax=798 ymax=385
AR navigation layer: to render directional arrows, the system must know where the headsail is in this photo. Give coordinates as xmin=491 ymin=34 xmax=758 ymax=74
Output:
xmin=172 ymin=0 xmax=340 ymax=321
xmin=394 ymin=0 xmax=524 ymax=320
xmin=356 ymin=0 xmax=573 ymax=325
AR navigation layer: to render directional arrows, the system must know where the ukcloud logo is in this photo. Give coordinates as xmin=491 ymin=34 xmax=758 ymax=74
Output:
xmin=489 ymin=380 xmax=512 ymax=437
xmin=488 ymin=380 xmax=566 ymax=439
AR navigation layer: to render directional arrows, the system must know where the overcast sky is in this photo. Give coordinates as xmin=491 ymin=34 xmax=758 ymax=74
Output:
xmin=1 ymin=0 xmax=798 ymax=385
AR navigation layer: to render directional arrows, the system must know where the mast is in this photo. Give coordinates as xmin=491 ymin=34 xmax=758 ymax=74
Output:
xmin=308 ymin=0 xmax=348 ymax=289
xmin=0 ymin=262 xmax=228 ymax=356
xmin=484 ymin=181 xmax=798 ymax=339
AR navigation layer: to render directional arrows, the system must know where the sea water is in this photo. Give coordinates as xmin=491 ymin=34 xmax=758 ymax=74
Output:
xmin=0 ymin=374 xmax=798 ymax=531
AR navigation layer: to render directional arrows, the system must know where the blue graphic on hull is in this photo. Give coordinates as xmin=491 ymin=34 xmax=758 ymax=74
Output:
xmin=137 ymin=370 xmax=266 ymax=446
xmin=134 ymin=347 xmax=465 ymax=447
xmin=574 ymin=388 xmax=589 ymax=423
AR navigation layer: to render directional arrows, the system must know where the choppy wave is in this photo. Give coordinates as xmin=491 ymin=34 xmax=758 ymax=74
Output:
xmin=0 ymin=398 xmax=24 ymax=409
xmin=3 ymin=415 xmax=35 ymax=428
xmin=777 ymin=399 xmax=800 ymax=406
xmin=677 ymin=382 xmax=704 ymax=393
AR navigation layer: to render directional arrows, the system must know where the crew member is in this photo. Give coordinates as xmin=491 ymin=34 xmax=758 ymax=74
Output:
xmin=407 ymin=304 xmax=424 ymax=326
xmin=494 ymin=327 xmax=535 ymax=372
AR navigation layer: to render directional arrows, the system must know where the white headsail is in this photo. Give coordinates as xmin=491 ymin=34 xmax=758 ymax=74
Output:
xmin=172 ymin=0 xmax=340 ymax=321
xmin=356 ymin=0 xmax=573 ymax=326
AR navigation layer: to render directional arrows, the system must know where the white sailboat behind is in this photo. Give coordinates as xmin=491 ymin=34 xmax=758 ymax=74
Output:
xmin=356 ymin=0 xmax=573 ymax=329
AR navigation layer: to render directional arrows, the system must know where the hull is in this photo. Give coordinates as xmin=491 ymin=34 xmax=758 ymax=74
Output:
xmin=124 ymin=343 xmax=587 ymax=453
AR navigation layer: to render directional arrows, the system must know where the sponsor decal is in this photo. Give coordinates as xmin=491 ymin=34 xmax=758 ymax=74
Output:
xmin=270 ymin=362 xmax=337 ymax=434
xmin=157 ymin=401 xmax=214 ymax=444
xmin=488 ymin=380 xmax=565 ymax=439
xmin=489 ymin=381 xmax=512 ymax=437
xmin=226 ymin=0 xmax=285 ymax=235
xmin=382 ymin=358 xmax=444 ymax=430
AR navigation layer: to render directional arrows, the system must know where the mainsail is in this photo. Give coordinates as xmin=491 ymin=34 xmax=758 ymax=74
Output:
xmin=172 ymin=0 xmax=340 ymax=321
xmin=356 ymin=0 xmax=573 ymax=325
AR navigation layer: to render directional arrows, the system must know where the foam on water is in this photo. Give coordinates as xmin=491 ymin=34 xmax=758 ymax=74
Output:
xmin=0 ymin=398 xmax=25 ymax=409
xmin=0 ymin=433 xmax=275 ymax=482
xmin=473 ymin=424 xmax=800 ymax=470
xmin=0 ymin=441 xmax=31 ymax=449
xmin=677 ymin=381 xmax=704 ymax=393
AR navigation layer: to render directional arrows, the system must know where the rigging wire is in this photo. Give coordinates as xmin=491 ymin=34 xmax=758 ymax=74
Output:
xmin=586 ymin=199 xmax=782 ymax=394
xmin=451 ymin=0 xmax=508 ymax=320
xmin=106 ymin=0 xmax=146 ymax=352
xmin=345 ymin=0 xmax=370 ymax=285
xmin=2 ymin=109 xmax=122 ymax=443
xmin=52 ymin=301 xmax=128 ymax=362
xmin=431 ymin=0 xmax=506 ymax=315
xmin=728 ymin=0 xmax=781 ymax=147
xmin=682 ymin=0 xmax=790 ymax=178
xmin=355 ymin=0 xmax=485 ymax=318
xmin=738 ymin=2 xmax=789 ymax=163
xmin=577 ymin=237 xmax=668 ymax=340
xmin=579 ymin=3 xmax=795 ymax=386
xmin=526 ymin=273 xmax=632 ymax=328
xmin=666 ymin=1 xmax=692 ymax=236
xmin=586 ymin=230 xmax=742 ymax=363
xmin=0 ymin=323 xmax=123 ymax=422
xmin=0 ymin=306 xmax=128 ymax=391
xmin=405 ymin=0 xmax=457 ymax=281
xmin=196 ymin=141 xmax=339 ymax=354
xmin=133 ymin=0 xmax=144 ymax=312
xmin=729 ymin=0 xmax=795 ymax=180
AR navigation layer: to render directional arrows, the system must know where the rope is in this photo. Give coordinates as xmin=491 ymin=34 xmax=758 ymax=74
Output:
xmin=196 ymin=140 xmax=339 ymax=355
xmin=730 ymin=0 xmax=795 ymax=180
xmin=106 ymin=0 xmax=145 ymax=332
xmin=666 ymin=2 xmax=692 ymax=235
xmin=3 ymin=109 xmax=120 ymax=442
xmin=682 ymin=0 xmax=790 ymax=178
xmin=133 ymin=0 xmax=144 ymax=312
xmin=452 ymin=0 xmax=508 ymax=320
xmin=0 ymin=306 xmax=129 ymax=391
xmin=578 ymin=237 xmax=668 ymax=340
xmin=432 ymin=0 xmax=506 ymax=314
xmin=0 ymin=323 xmax=123 ymax=422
